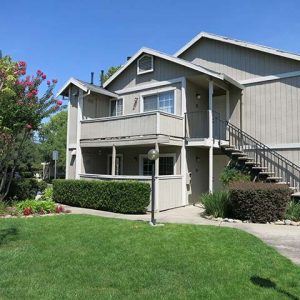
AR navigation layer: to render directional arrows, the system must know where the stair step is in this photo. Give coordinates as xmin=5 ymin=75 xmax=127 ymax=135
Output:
xmin=231 ymin=152 xmax=247 ymax=156
xmin=289 ymin=187 xmax=297 ymax=190
xmin=276 ymin=181 xmax=290 ymax=185
xmin=266 ymin=177 xmax=282 ymax=181
xmin=292 ymin=192 xmax=300 ymax=197
xmin=237 ymin=156 xmax=254 ymax=161
xmin=259 ymin=171 xmax=275 ymax=175
xmin=252 ymin=166 xmax=268 ymax=170
xmin=224 ymin=148 xmax=243 ymax=152
xmin=244 ymin=161 xmax=261 ymax=165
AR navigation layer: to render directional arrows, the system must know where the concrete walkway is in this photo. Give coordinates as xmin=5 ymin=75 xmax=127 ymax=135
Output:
xmin=62 ymin=204 xmax=300 ymax=266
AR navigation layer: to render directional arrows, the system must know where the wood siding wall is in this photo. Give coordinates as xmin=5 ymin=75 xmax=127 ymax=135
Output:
xmin=179 ymin=38 xmax=300 ymax=81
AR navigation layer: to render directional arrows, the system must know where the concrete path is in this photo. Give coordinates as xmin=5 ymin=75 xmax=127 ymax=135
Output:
xmin=62 ymin=204 xmax=300 ymax=266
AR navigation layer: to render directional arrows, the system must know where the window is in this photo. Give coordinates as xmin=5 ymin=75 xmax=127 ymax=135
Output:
xmin=143 ymin=91 xmax=175 ymax=114
xmin=137 ymin=54 xmax=153 ymax=74
xmin=140 ymin=154 xmax=175 ymax=176
xmin=110 ymin=99 xmax=123 ymax=116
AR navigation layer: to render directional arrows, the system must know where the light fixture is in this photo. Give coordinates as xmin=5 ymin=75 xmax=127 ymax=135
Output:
xmin=147 ymin=149 xmax=159 ymax=226
xmin=196 ymin=93 xmax=201 ymax=100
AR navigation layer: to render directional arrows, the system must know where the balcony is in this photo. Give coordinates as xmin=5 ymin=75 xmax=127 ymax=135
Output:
xmin=80 ymin=111 xmax=184 ymax=142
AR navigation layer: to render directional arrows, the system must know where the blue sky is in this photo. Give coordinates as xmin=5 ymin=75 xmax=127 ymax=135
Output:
xmin=1 ymin=0 xmax=300 ymax=98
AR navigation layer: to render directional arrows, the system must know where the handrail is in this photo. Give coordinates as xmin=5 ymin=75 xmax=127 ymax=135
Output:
xmin=213 ymin=111 xmax=300 ymax=172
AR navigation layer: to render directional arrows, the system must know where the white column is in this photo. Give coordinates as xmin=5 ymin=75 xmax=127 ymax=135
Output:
xmin=208 ymin=80 xmax=214 ymax=193
xmin=111 ymin=145 xmax=116 ymax=176
xmin=75 ymin=90 xmax=83 ymax=179
xmin=65 ymin=88 xmax=71 ymax=179
xmin=181 ymin=77 xmax=187 ymax=205
xmin=155 ymin=142 xmax=159 ymax=212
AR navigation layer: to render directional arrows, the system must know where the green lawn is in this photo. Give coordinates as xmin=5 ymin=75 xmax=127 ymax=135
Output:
xmin=0 ymin=215 xmax=299 ymax=299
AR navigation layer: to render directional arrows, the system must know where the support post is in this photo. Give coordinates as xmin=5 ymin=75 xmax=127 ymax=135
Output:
xmin=75 ymin=90 xmax=83 ymax=179
xmin=226 ymin=90 xmax=230 ymax=141
xmin=208 ymin=80 xmax=214 ymax=193
xmin=111 ymin=145 xmax=116 ymax=176
xmin=154 ymin=142 xmax=159 ymax=211
xmin=181 ymin=78 xmax=187 ymax=205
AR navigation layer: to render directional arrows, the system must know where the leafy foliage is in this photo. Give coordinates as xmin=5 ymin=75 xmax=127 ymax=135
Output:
xmin=53 ymin=179 xmax=151 ymax=214
xmin=102 ymin=65 xmax=121 ymax=83
xmin=285 ymin=200 xmax=300 ymax=221
xmin=229 ymin=182 xmax=291 ymax=223
xmin=7 ymin=178 xmax=47 ymax=201
xmin=38 ymin=111 xmax=67 ymax=175
xmin=200 ymin=191 xmax=231 ymax=218
xmin=220 ymin=165 xmax=251 ymax=186
xmin=15 ymin=199 xmax=56 ymax=214
xmin=0 ymin=56 xmax=61 ymax=200
xmin=41 ymin=187 xmax=53 ymax=201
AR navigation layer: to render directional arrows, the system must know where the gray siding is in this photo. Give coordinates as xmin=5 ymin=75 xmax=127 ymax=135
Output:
xmin=242 ymin=77 xmax=300 ymax=145
xmin=82 ymin=93 xmax=110 ymax=119
xmin=106 ymin=56 xmax=199 ymax=92
xmin=68 ymin=85 xmax=78 ymax=145
xmin=179 ymin=38 xmax=300 ymax=81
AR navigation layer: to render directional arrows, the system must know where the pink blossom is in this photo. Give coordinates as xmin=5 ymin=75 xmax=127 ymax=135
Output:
xmin=52 ymin=79 xmax=57 ymax=84
xmin=31 ymin=89 xmax=38 ymax=96
xmin=42 ymin=74 xmax=46 ymax=80
xmin=56 ymin=100 xmax=63 ymax=106
xmin=37 ymin=70 xmax=43 ymax=76
xmin=25 ymin=124 xmax=32 ymax=129
xmin=18 ymin=61 xmax=26 ymax=67
xmin=47 ymin=80 xmax=51 ymax=86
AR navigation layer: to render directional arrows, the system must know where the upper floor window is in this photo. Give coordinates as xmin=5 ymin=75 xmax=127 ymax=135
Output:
xmin=110 ymin=99 xmax=123 ymax=116
xmin=143 ymin=90 xmax=175 ymax=114
xmin=137 ymin=54 xmax=154 ymax=75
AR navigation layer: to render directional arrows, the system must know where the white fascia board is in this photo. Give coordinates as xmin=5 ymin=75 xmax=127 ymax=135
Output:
xmin=174 ymin=32 xmax=300 ymax=62
xmin=103 ymin=47 xmax=229 ymax=88
xmin=56 ymin=77 xmax=88 ymax=97
xmin=239 ymin=70 xmax=300 ymax=85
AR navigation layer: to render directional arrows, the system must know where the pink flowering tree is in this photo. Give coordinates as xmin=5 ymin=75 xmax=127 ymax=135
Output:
xmin=0 ymin=56 xmax=62 ymax=200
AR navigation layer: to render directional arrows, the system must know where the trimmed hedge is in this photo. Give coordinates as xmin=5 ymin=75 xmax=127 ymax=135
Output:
xmin=53 ymin=179 xmax=151 ymax=214
xmin=229 ymin=182 xmax=291 ymax=223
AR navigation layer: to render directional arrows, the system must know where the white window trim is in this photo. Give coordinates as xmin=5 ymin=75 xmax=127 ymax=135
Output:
xmin=107 ymin=154 xmax=124 ymax=175
xmin=109 ymin=98 xmax=124 ymax=117
xmin=139 ymin=87 xmax=176 ymax=115
xmin=137 ymin=54 xmax=154 ymax=75
xmin=139 ymin=153 xmax=177 ymax=176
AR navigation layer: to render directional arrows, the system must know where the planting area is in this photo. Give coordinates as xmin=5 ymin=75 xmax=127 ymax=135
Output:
xmin=1 ymin=215 xmax=300 ymax=299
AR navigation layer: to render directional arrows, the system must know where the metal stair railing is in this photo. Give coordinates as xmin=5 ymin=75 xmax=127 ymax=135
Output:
xmin=213 ymin=111 xmax=300 ymax=191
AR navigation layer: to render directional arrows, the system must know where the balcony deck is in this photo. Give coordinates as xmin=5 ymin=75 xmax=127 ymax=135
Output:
xmin=80 ymin=111 xmax=184 ymax=146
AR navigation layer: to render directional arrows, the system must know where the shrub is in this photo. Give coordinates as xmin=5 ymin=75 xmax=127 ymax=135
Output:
xmin=8 ymin=179 xmax=38 ymax=200
xmin=37 ymin=181 xmax=48 ymax=193
xmin=200 ymin=191 xmax=231 ymax=218
xmin=41 ymin=187 xmax=53 ymax=201
xmin=229 ymin=182 xmax=291 ymax=223
xmin=220 ymin=166 xmax=251 ymax=186
xmin=16 ymin=199 xmax=56 ymax=214
xmin=285 ymin=200 xmax=300 ymax=221
xmin=53 ymin=179 xmax=151 ymax=214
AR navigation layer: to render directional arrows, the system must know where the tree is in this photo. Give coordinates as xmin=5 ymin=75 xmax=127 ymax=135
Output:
xmin=38 ymin=110 xmax=67 ymax=176
xmin=102 ymin=65 xmax=121 ymax=83
xmin=0 ymin=56 xmax=61 ymax=200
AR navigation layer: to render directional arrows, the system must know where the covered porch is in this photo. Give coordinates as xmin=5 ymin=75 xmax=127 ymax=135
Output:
xmin=79 ymin=143 xmax=184 ymax=211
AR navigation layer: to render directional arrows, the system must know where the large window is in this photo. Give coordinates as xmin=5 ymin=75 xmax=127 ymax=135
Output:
xmin=110 ymin=99 xmax=123 ymax=116
xmin=140 ymin=154 xmax=176 ymax=176
xmin=143 ymin=90 xmax=175 ymax=114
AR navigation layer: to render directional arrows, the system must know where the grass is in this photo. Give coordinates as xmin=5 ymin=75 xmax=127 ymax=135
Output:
xmin=0 ymin=215 xmax=299 ymax=299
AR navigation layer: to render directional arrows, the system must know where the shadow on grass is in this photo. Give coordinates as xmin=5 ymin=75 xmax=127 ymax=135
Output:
xmin=0 ymin=227 xmax=18 ymax=246
xmin=251 ymin=276 xmax=299 ymax=300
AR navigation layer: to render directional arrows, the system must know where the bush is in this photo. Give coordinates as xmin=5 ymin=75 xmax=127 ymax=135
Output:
xmin=37 ymin=181 xmax=48 ymax=193
xmin=229 ymin=182 xmax=291 ymax=223
xmin=41 ymin=187 xmax=53 ymax=201
xmin=200 ymin=191 xmax=231 ymax=218
xmin=285 ymin=200 xmax=300 ymax=221
xmin=220 ymin=166 xmax=251 ymax=186
xmin=53 ymin=179 xmax=151 ymax=214
xmin=16 ymin=199 xmax=56 ymax=214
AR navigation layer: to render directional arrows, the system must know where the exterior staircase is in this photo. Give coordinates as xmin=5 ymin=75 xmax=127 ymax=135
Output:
xmin=213 ymin=113 xmax=300 ymax=198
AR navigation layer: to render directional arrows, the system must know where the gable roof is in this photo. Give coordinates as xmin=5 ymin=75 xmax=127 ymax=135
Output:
xmin=174 ymin=32 xmax=300 ymax=62
xmin=103 ymin=47 xmax=243 ymax=89
xmin=56 ymin=77 xmax=119 ymax=98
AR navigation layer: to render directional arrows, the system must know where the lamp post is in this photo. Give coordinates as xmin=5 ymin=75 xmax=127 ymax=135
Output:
xmin=147 ymin=148 xmax=159 ymax=225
